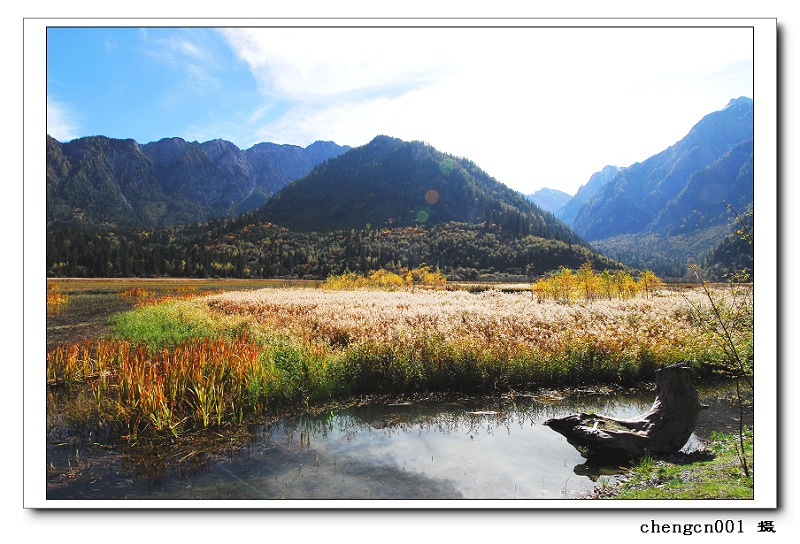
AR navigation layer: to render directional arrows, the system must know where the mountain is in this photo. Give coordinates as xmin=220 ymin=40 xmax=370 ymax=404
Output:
xmin=254 ymin=135 xmax=582 ymax=245
xmin=653 ymin=138 xmax=753 ymax=236
xmin=47 ymin=135 xmax=166 ymax=227
xmin=46 ymin=134 xmax=619 ymax=279
xmin=555 ymin=165 xmax=620 ymax=225
xmin=525 ymin=188 xmax=573 ymax=214
xmin=566 ymin=97 xmax=754 ymax=276
xmin=46 ymin=135 xmax=350 ymax=228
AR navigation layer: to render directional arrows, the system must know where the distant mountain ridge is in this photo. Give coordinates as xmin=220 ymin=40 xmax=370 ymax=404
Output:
xmin=553 ymin=97 xmax=754 ymax=276
xmin=555 ymin=165 xmax=620 ymax=225
xmin=525 ymin=188 xmax=572 ymax=214
xmin=571 ymin=97 xmax=753 ymax=242
xmin=46 ymin=134 xmax=350 ymax=228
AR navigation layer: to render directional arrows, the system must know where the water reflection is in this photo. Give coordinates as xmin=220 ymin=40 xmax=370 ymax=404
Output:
xmin=46 ymin=383 xmax=751 ymax=501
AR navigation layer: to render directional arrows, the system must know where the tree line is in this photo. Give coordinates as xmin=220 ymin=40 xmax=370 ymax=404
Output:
xmin=46 ymin=219 xmax=621 ymax=281
xmin=530 ymin=263 xmax=665 ymax=303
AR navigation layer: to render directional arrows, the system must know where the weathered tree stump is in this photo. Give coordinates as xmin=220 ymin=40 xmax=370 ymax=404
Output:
xmin=544 ymin=362 xmax=706 ymax=462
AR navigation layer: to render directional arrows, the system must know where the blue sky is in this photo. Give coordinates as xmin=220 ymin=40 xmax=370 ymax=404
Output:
xmin=47 ymin=28 xmax=264 ymax=148
xmin=47 ymin=25 xmax=754 ymax=195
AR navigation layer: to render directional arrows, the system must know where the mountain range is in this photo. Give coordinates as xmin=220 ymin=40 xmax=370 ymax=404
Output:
xmin=548 ymin=96 xmax=754 ymax=276
xmin=45 ymin=97 xmax=754 ymax=280
xmin=46 ymin=135 xmax=350 ymax=228
xmin=45 ymin=134 xmax=615 ymax=279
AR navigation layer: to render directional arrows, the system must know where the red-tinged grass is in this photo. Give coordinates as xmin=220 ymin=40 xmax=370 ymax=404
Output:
xmin=47 ymin=332 xmax=345 ymax=440
xmin=119 ymin=286 xmax=226 ymax=308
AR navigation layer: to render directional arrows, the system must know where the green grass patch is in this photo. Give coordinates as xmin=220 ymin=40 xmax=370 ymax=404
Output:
xmin=109 ymin=300 xmax=230 ymax=346
xmin=603 ymin=430 xmax=754 ymax=499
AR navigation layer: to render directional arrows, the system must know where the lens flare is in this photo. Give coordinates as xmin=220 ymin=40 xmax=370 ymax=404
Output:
xmin=424 ymin=190 xmax=439 ymax=204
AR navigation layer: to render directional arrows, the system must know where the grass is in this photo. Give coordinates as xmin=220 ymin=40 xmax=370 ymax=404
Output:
xmin=46 ymin=284 xmax=753 ymax=442
xmin=594 ymin=430 xmax=754 ymax=499
xmin=108 ymin=299 xmax=222 ymax=347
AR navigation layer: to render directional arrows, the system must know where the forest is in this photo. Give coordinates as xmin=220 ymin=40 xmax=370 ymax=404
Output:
xmin=46 ymin=219 xmax=619 ymax=281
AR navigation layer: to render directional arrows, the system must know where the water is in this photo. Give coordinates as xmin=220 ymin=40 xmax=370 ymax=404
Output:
xmin=46 ymin=385 xmax=750 ymax=501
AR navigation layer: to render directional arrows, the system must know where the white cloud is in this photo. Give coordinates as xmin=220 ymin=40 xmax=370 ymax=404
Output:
xmin=46 ymin=97 xmax=80 ymax=141
xmin=220 ymin=28 xmax=448 ymax=103
xmin=220 ymin=26 xmax=753 ymax=194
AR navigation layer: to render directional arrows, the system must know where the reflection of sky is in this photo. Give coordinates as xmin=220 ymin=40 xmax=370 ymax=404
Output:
xmin=218 ymin=388 xmax=747 ymax=501
xmin=47 ymin=385 xmax=748 ymax=500
xmin=276 ymin=399 xmax=642 ymax=500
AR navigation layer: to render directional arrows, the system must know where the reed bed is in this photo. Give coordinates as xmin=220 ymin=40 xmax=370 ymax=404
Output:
xmin=47 ymin=284 xmax=752 ymax=440
xmin=46 ymin=333 xmax=340 ymax=439
xmin=206 ymin=287 xmax=748 ymax=385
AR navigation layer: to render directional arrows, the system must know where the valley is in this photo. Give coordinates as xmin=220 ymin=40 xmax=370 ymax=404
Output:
xmin=43 ymin=97 xmax=756 ymax=502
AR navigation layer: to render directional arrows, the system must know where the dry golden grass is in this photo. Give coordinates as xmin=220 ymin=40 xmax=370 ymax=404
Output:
xmin=47 ymin=283 xmax=752 ymax=439
xmin=203 ymin=286 xmax=735 ymax=373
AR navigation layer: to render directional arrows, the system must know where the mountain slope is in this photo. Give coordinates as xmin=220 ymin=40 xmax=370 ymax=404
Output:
xmin=256 ymin=135 xmax=581 ymax=246
xmin=47 ymin=219 xmax=621 ymax=280
xmin=525 ymin=188 xmax=573 ymax=214
xmin=567 ymin=97 xmax=754 ymax=276
xmin=701 ymin=206 xmax=754 ymax=280
xmin=46 ymin=135 xmax=350 ymax=228
xmin=555 ymin=165 xmax=619 ymax=225
xmin=571 ymin=97 xmax=753 ymax=241
xmin=47 ymin=135 xmax=170 ymax=227
xmin=653 ymin=139 xmax=753 ymax=236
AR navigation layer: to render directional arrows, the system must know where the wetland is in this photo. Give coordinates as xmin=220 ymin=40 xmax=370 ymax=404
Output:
xmin=44 ymin=277 xmax=754 ymax=501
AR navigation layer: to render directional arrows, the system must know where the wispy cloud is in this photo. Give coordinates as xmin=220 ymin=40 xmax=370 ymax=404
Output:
xmin=46 ymin=96 xmax=80 ymax=141
xmin=141 ymin=30 xmax=221 ymax=90
xmin=220 ymin=28 xmax=448 ymax=104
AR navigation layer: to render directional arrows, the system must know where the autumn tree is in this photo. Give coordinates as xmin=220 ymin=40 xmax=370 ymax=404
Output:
xmin=638 ymin=269 xmax=665 ymax=299
xmin=577 ymin=261 xmax=601 ymax=302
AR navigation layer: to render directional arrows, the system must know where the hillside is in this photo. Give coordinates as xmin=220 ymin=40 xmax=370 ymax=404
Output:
xmin=701 ymin=207 xmax=754 ymax=280
xmin=46 ymin=220 xmax=619 ymax=280
xmin=564 ymin=97 xmax=754 ymax=276
xmin=555 ymin=165 xmax=620 ymax=225
xmin=256 ymin=135 xmax=581 ymax=246
xmin=46 ymin=135 xmax=350 ymax=228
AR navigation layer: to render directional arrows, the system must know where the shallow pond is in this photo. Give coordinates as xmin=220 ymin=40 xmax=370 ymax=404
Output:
xmin=46 ymin=384 xmax=751 ymax=501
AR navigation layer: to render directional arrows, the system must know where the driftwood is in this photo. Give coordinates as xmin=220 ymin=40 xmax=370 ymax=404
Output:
xmin=544 ymin=363 xmax=706 ymax=461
